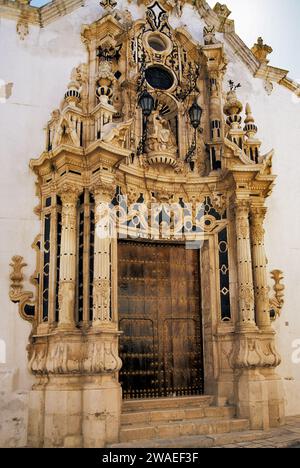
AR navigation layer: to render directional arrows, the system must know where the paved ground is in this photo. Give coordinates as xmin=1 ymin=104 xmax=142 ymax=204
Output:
xmin=111 ymin=416 xmax=300 ymax=448
xmin=218 ymin=416 xmax=300 ymax=448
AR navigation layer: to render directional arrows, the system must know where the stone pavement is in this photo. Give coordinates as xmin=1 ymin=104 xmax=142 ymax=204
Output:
xmin=217 ymin=415 xmax=300 ymax=448
xmin=111 ymin=416 xmax=300 ymax=448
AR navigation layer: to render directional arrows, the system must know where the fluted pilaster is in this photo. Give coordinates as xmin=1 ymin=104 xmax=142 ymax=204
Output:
xmin=92 ymin=179 xmax=115 ymax=327
xmin=250 ymin=205 xmax=271 ymax=330
xmin=235 ymin=199 xmax=256 ymax=329
xmin=57 ymin=183 xmax=80 ymax=329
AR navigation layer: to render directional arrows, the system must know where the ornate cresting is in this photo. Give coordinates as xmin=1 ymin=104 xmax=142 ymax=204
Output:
xmin=9 ymin=1 xmax=285 ymax=447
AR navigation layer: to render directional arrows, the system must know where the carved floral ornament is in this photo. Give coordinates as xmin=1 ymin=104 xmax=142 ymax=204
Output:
xmin=28 ymin=338 xmax=122 ymax=376
xmin=233 ymin=335 xmax=281 ymax=370
xmin=269 ymin=270 xmax=285 ymax=321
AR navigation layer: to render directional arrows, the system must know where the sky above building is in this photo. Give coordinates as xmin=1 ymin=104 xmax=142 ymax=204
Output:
xmin=207 ymin=0 xmax=300 ymax=78
xmin=29 ymin=0 xmax=300 ymax=79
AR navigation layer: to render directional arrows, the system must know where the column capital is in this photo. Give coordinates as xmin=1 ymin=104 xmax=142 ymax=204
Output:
xmin=58 ymin=183 xmax=80 ymax=205
xmin=234 ymin=198 xmax=251 ymax=213
xmin=91 ymin=178 xmax=116 ymax=203
xmin=250 ymin=206 xmax=267 ymax=245
xmin=250 ymin=205 xmax=267 ymax=221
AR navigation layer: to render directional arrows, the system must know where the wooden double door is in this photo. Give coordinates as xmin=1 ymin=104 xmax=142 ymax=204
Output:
xmin=118 ymin=240 xmax=204 ymax=400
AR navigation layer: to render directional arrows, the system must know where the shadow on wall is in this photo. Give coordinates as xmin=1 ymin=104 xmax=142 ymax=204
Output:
xmin=0 ymin=339 xmax=6 ymax=364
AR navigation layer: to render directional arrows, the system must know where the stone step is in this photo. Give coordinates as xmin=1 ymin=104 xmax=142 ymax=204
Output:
xmin=109 ymin=428 xmax=269 ymax=448
xmin=119 ymin=417 xmax=249 ymax=443
xmin=121 ymin=406 xmax=236 ymax=425
xmin=122 ymin=396 xmax=214 ymax=413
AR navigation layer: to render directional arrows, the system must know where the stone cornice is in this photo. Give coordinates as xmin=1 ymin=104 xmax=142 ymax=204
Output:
xmin=1 ymin=0 xmax=299 ymax=97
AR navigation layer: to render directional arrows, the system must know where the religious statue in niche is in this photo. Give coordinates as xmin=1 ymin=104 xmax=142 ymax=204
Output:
xmin=145 ymin=104 xmax=177 ymax=155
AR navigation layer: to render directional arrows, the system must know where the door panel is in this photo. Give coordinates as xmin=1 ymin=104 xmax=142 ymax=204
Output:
xmin=118 ymin=241 xmax=204 ymax=400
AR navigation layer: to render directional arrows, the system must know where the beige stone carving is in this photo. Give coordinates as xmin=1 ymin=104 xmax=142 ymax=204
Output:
xmin=16 ymin=19 xmax=29 ymax=40
xmin=9 ymin=256 xmax=35 ymax=323
xmin=213 ymin=2 xmax=232 ymax=20
xmin=269 ymin=270 xmax=285 ymax=321
xmin=234 ymin=335 xmax=281 ymax=370
xmin=203 ymin=25 xmax=218 ymax=45
xmin=146 ymin=107 xmax=177 ymax=156
xmin=8 ymin=3 xmax=287 ymax=446
xmin=251 ymin=37 xmax=273 ymax=64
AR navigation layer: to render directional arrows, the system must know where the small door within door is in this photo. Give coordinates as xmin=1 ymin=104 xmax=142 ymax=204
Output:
xmin=118 ymin=240 xmax=204 ymax=400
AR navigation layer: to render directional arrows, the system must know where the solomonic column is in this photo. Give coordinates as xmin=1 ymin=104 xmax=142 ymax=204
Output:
xmin=57 ymin=183 xmax=80 ymax=330
xmin=235 ymin=199 xmax=257 ymax=329
xmin=250 ymin=205 xmax=271 ymax=330
xmin=91 ymin=179 xmax=115 ymax=328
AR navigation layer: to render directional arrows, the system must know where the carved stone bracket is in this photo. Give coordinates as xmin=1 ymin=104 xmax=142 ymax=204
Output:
xmin=269 ymin=270 xmax=285 ymax=321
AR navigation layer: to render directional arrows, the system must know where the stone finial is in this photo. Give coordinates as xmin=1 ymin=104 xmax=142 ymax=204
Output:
xmin=64 ymin=80 xmax=81 ymax=107
xmin=244 ymin=103 xmax=258 ymax=137
xmin=269 ymin=270 xmax=285 ymax=321
xmin=9 ymin=256 xmax=27 ymax=302
xmin=251 ymin=37 xmax=273 ymax=64
xmin=213 ymin=2 xmax=231 ymax=20
xmin=223 ymin=82 xmax=243 ymax=129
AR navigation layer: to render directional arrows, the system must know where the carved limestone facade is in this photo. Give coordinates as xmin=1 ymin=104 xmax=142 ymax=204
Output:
xmin=1 ymin=0 xmax=299 ymax=449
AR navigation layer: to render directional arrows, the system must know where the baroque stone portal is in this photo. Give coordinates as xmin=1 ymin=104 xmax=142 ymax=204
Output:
xmin=9 ymin=0 xmax=285 ymax=448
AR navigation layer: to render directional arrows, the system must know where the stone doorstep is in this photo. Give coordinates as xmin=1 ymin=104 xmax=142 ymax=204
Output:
xmin=110 ymin=431 xmax=300 ymax=449
xmin=120 ymin=417 xmax=249 ymax=443
xmin=121 ymin=406 xmax=236 ymax=425
xmin=122 ymin=396 xmax=214 ymax=413
xmin=109 ymin=428 xmax=267 ymax=449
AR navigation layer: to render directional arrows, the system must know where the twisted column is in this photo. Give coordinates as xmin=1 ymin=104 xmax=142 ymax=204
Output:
xmin=57 ymin=184 xmax=80 ymax=329
xmin=250 ymin=206 xmax=271 ymax=330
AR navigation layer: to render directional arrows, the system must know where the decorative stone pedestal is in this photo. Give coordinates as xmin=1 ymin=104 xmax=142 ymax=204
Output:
xmin=27 ymin=328 xmax=122 ymax=448
xmin=82 ymin=377 xmax=121 ymax=448
xmin=261 ymin=368 xmax=285 ymax=427
xmin=235 ymin=369 xmax=270 ymax=430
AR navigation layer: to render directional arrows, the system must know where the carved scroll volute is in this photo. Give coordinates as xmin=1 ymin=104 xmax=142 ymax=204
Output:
xmin=269 ymin=270 xmax=285 ymax=321
xmin=9 ymin=255 xmax=35 ymax=322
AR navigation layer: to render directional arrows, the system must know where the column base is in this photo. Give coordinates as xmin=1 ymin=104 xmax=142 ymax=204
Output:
xmin=235 ymin=369 xmax=270 ymax=430
xmin=261 ymin=368 xmax=285 ymax=427
xmin=82 ymin=376 xmax=122 ymax=448
xmin=27 ymin=387 xmax=46 ymax=448
xmin=27 ymin=375 xmax=122 ymax=448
